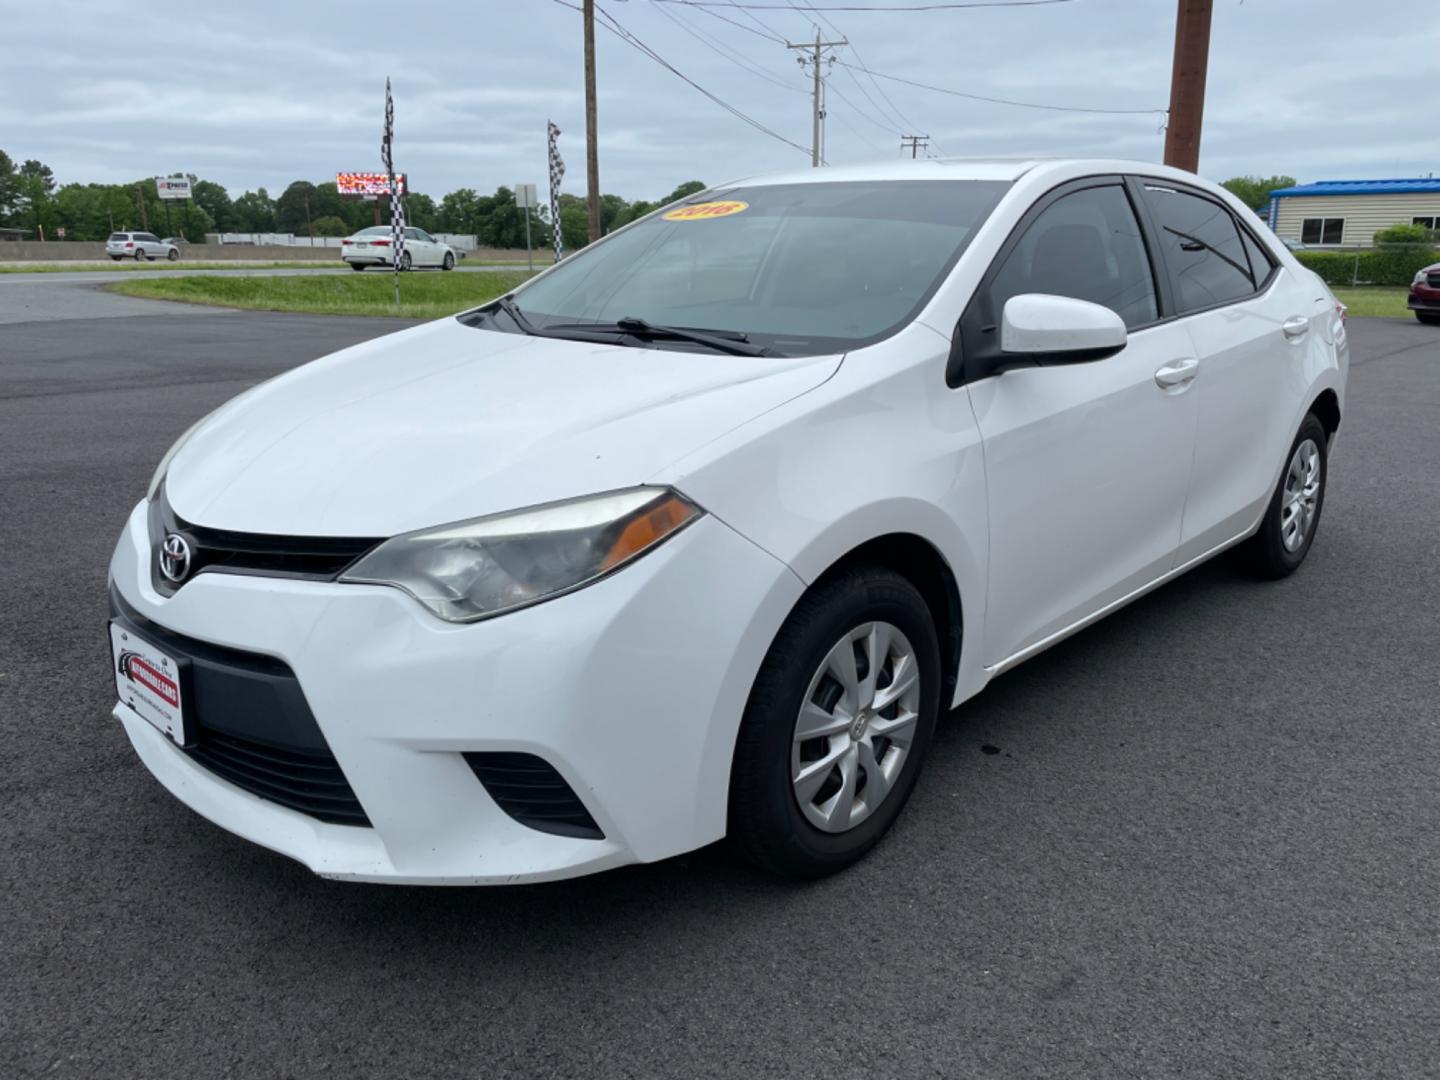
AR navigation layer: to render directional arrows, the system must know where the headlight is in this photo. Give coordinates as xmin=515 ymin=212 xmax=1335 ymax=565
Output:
xmin=340 ymin=488 xmax=703 ymax=622
xmin=1416 ymin=270 xmax=1428 ymax=286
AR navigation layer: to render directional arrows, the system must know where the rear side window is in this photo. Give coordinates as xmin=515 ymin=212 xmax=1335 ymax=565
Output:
xmin=1239 ymin=228 xmax=1275 ymax=289
xmin=138 ymin=233 xmax=159 ymax=243
xmin=1142 ymin=186 xmax=1254 ymax=313
xmin=985 ymin=183 xmax=1158 ymax=330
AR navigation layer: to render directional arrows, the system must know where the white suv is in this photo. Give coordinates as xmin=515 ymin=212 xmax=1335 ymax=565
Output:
xmin=107 ymin=232 xmax=180 ymax=262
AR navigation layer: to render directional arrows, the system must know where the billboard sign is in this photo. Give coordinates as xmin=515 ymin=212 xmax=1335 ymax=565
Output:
xmin=337 ymin=172 xmax=407 ymax=198
xmin=155 ymin=177 xmax=192 ymax=200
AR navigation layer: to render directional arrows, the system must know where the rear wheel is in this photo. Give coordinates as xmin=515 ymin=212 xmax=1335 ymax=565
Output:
xmin=1416 ymin=312 xmax=1440 ymax=326
xmin=729 ymin=566 xmax=940 ymax=879
xmin=134 ymin=248 xmax=148 ymax=262
xmin=442 ymin=251 xmax=455 ymax=271
xmin=1238 ymin=413 xmax=1328 ymax=578
xmin=400 ymin=252 xmax=412 ymax=272
xmin=109 ymin=255 xmax=121 ymax=261
xmin=349 ymin=262 xmax=366 ymax=272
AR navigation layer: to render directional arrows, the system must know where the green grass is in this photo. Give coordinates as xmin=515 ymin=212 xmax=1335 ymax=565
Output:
xmin=104 ymin=270 xmax=535 ymax=318
xmin=1331 ymin=286 xmax=1413 ymax=319
xmin=0 ymin=260 xmax=346 ymax=273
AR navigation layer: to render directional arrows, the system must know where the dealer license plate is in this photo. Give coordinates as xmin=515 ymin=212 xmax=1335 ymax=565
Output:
xmin=110 ymin=622 xmax=189 ymax=746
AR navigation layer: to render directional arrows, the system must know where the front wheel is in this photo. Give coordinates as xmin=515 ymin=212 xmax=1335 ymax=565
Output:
xmin=134 ymin=248 xmax=148 ymax=262
xmin=166 ymin=248 xmax=179 ymax=261
xmin=1416 ymin=312 xmax=1440 ymax=326
xmin=399 ymin=252 xmax=412 ymax=272
xmin=1238 ymin=413 xmax=1328 ymax=578
xmin=729 ymin=566 xmax=941 ymax=879
xmin=442 ymin=251 xmax=455 ymax=271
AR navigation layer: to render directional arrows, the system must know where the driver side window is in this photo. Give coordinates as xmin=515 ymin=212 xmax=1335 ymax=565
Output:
xmin=987 ymin=184 xmax=1158 ymax=330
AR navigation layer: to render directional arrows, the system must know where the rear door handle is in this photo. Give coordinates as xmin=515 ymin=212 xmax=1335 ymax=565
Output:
xmin=1282 ymin=316 xmax=1310 ymax=340
xmin=1154 ymin=357 xmax=1199 ymax=389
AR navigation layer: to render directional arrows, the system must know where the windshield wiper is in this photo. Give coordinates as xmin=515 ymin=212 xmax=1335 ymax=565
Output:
xmin=477 ymin=296 xmax=627 ymax=345
xmin=550 ymin=316 xmax=771 ymax=357
xmin=494 ymin=295 xmax=542 ymax=336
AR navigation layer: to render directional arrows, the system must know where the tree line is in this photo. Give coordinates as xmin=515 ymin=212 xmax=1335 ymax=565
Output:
xmin=0 ymin=149 xmax=704 ymax=250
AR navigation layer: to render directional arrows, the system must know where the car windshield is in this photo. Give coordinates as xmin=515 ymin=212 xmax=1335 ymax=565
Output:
xmin=475 ymin=179 xmax=1009 ymax=356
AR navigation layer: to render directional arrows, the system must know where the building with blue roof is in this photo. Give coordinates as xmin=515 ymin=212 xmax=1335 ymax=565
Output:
xmin=1266 ymin=177 xmax=1440 ymax=247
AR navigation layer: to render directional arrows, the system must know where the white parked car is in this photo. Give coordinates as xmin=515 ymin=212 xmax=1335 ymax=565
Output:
xmin=341 ymin=226 xmax=456 ymax=271
xmin=106 ymin=231 xmax=180 ymax=261
xmin=108 ymin=159 xmax=1347 ymax=884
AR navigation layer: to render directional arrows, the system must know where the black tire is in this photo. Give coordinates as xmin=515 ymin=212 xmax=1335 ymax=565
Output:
xmin=134 ymin=248 xmax=148 ymax=262
xmin=350 ymin=262 xmax=366 ymax=272
xmin=729 ymin=566 xmax=941 ymax=879
xmin=1238 ymin=413 xmax=1329 ymax=579
xmin=400 ymin=252 xmax=412 ymax=272
xmin=1416 ymin=312 xmax=1440 ymax=326
xmin=109 ymin=255 xmax=121 ymax=261
xmin=166 ymin=248 xmax=179 ymax=261
xmin=442 ymin=251 xmax=455 ymax=271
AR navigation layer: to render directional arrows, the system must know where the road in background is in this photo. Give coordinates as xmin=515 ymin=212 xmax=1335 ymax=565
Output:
xmin=0 ymin=263 xmax=518 ymax=324
xmin=2 ymin=314 xmax=1437 ymax=1078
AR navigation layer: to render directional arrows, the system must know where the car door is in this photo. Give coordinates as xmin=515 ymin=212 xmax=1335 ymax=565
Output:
xmin=957 ymin=178 xmax=1202 ymax=666
xmin=404 ymin=228 xmax=429 ymax=266
xmin=1134 ymin=180 xmax=1325 ymax=563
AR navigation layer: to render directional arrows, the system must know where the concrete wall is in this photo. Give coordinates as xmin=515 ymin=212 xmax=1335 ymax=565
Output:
xmin=0 ymin=240 xmax=545 ymax=263
xmin=1272 ymin=193 xmax=1440 ymax=247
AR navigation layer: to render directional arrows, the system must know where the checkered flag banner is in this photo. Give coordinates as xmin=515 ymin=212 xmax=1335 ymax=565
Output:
xmin=381 ymin=78 xmax=405 ymax=272
xmin=547 ymin=120 xmax=565 ymax=261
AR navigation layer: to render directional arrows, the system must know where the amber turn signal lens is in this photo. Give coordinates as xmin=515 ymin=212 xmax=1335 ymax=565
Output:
xmin=602 ymin=494 xmax=700 ymax=570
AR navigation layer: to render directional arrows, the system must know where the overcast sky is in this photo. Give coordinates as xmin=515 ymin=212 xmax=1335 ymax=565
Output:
xmin=3 ymin=0 xmax=1436 ymax=202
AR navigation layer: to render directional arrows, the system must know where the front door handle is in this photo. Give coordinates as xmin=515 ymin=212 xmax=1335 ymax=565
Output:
xmin=1154 ymin=357 xmax=1199 ymax=389
xmin=1282 ymin=316 xmax=1310 ymax=340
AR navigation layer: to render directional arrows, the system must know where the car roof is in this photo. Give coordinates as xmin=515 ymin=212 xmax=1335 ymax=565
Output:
xmin=716 ymin=157 xmax=1227 ymax=193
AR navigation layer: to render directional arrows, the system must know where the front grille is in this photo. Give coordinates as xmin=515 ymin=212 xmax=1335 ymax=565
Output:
xmin=149 ymin=486 xmax=381 ymax=596
xmin=111 ymin=586 xmax=370 ymax=827
xmin=188 ymin=730 xmax=370 ymax=826
xmin=1427 ymin=273 xmax=1440 ymax=289
xmin=464 ymin=752 xmax=604 ymax=840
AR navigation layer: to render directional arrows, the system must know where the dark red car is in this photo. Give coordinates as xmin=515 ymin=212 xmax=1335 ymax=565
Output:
xmin=1411 ymin=263 xmax=1440 ymax=325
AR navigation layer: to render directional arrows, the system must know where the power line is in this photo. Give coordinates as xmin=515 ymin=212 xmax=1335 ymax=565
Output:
xmin=555 ymin=0 xmax=811 ymax=155
xmin=790 ymin=0 xmax=946 ymax=154
xmin=834 ymin=60 xmax=1168 ymax=114
xmin=648 ymin=0 xmax=808 ymax=94
xmin=653 ymin=0 xmax=1077 ymax=11
xmin=679 ymin=0 xmax=788 ymax=41
xmin=725 ymin=0 xmax=790 ymax=40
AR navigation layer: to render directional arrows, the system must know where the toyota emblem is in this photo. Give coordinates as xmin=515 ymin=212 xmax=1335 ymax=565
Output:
xmin=159 ymin=533 xmax=192 ymax=583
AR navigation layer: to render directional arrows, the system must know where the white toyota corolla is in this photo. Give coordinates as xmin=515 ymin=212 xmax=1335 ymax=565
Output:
xmin=108 ymin=159 xmax=1348 ymax=884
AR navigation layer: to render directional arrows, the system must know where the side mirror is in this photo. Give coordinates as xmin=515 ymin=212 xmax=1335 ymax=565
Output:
xmin=1000 ymin=293 xmax=1127 ymax=366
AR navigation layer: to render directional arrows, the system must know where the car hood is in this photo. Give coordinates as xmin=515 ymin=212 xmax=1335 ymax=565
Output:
xmin=165 ymin=316 xmax=841 ymax=536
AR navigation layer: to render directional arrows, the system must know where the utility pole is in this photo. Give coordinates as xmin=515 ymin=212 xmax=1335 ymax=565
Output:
xmin=135 ymin=185 xmax=149 ymax=231
xmin=787 ymin=28 xmax=846 ymax=167
xmin=583 ymin=0 xmax=601 ymax=243
xmin=1163 ymin=0 xmax=1213 ymax=173
xmin=900 ymin=135 xmax=929 ymax=159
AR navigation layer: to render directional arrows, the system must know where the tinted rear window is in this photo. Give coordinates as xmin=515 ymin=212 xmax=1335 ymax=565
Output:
xmin=109 ymin=233 xmax=129 ymax=241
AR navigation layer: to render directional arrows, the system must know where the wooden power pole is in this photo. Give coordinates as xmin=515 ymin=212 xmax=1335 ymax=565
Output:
xmin=1163 ymin=0 xmax=1214 ymax=173
xmin=787 ymin=29 xmax=846 ymax=168
xmin=583 ymin=0 xmax=601 ymax=243
xmin=900 ymin=135 xmax=929 ymax=159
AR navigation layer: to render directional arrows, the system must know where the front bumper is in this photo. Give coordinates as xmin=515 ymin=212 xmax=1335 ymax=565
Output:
xmin=109 ymin=500 xmax=803 ymax=883
xmin=1407 ymin=285 xmax=1440 ymax=313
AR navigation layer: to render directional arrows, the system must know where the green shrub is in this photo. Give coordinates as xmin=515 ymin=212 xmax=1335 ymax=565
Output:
xmin=1373 ymin=222 xmax=1431 ymax=246
xmin=1295 ymin=246 xmax=1438 ymax=286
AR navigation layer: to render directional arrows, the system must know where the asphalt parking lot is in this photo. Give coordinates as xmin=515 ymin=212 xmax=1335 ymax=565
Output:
xmin=2 ymin=296 xmax=1438 ymax=1078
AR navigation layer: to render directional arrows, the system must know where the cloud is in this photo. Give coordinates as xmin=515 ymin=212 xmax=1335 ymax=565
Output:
xmin=4 ymin=0 xmax=1435 ymax=200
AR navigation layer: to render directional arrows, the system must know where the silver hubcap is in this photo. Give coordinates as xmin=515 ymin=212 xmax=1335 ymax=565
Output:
xmin=791 ymin=621 xmax=921 ymax=834
xmin=1280 ymin=438 xmax=1322 ymax=552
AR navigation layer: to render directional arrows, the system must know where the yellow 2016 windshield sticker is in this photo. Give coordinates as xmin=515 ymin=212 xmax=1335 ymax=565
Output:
xmin=663 ymin=200 xmax=749 ymax=222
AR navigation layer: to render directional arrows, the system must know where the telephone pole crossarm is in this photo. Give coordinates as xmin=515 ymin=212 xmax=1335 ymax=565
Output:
xmin=786 ymin=29 xmax=847 ymax=168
